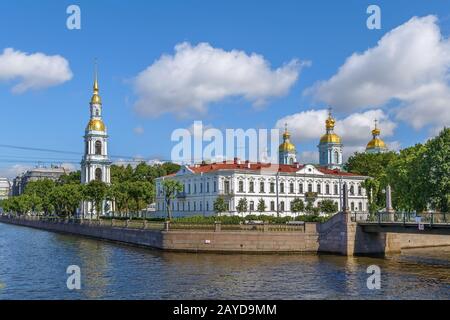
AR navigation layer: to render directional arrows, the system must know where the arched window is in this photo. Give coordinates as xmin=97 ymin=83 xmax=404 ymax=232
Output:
xmin=95 ymin=168 xmax=102 ymax=181
xmin=350 ymin=185 xmax=355 ymax=195
xmin=334 ymin=151 xmax=339 ymax=163
xmin=85 ymin=141 xmax=89 ymax=154
xmin=326 ymin=184 xmax=330 ymax=195
xmin=95 ymin=141 xmax=102 ymax=155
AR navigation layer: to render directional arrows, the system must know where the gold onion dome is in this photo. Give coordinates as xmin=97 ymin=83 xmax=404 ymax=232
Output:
xmin=366 ymin=120 xmax=386 ymax=149
xmin=279 ymin=124 xmax=296 ymax=152
xmin=86 ymin=119 xmax=106 ymax=132
xmin=320 ymin=109 xmax=341 ymax=144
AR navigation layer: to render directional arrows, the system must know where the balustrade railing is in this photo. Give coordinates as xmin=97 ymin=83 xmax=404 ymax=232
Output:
xmin=353 ymin=211 xmax=449 ymax=225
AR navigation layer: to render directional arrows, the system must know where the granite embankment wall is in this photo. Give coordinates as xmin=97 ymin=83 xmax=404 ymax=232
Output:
xmin=1 ymin=214 xmax=449 ymax=255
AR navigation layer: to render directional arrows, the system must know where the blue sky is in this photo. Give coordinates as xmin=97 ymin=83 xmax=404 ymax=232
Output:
xmin=0 ymin=0 xmax=449 ymax=177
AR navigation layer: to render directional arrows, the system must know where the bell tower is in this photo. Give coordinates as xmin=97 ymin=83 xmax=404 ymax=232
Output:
xmin=80 ymin=63 xmax=112 ymax=218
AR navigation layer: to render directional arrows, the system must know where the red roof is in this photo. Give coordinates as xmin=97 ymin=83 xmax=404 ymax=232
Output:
xmin=180 ymin=161 xmax=363 ymax=177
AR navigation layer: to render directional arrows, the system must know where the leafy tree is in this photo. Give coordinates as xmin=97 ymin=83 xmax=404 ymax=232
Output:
xmin=386 ymin=144 xmax=428 ymax=212
xmin=291 ymin=198 xmax=305 ymax=215
xmin=83 ymin=180 xmax=108 ymax=219
xmin=305 ymin=201 xmax=315 ymax=215
xmin=318 ymin=199 xmax=338 ymax=215
xmin=257 ymin=198 xmax=266 ymax=214
xmin=161 ymin=179 xmax=183 ymax=220
xmin=58 ymin=171 xmax=81 ymax=185
xmin=421 ymin=128 xmax=450 ymax=212
xmin=236 ymin=198 xmax=248 ymax=215
xmin=363 ymin=178 xmax=381 ymax=214
xmin=213 ymin=196 xmax=228 ymax=214
xmin=128 ymin=181 xmax=154 ymax=217
xmin=345 ymin=151 xmax=397 ymax=209
xmin=50 ymin=184 xmax=83 ymax=218
xmin=24 ymin=179 xmax=56 ymax=215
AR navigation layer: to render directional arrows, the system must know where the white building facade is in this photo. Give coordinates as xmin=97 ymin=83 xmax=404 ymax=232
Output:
xmin=155 ymin=160 xmax=368 ymax=217
xmin=0 ymin=178 xmax=11 ymax=201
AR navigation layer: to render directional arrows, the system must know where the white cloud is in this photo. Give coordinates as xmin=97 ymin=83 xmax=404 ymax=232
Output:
xmin=0 ymin=48 xmax=72 ymax=93
xmin=133 ymin=126 xmax=145 ymax=135
xmin=276 ymin=109 xmax=397 ymax=162
xmin=133 ymin=42 xmax=306 ymax=118
xmin=306 ymin=15 xmax=450 ymax=131
xmin=277 ymin=109 xmax=396 ymax=146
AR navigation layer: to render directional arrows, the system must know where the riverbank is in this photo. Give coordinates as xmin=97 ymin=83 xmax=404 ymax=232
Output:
xmin=1 ymin=214 xmax=449 ymax=255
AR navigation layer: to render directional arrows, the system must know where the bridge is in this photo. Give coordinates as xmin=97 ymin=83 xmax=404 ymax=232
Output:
xmin=353 ymin=212 xmax=450 ymax=235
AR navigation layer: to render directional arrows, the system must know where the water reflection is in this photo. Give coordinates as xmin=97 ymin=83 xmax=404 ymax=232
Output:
xmin=0 ymin=222 xmax=449 ymax=300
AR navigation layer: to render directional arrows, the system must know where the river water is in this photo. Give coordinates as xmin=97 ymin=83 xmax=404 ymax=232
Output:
xmin=0 ymin=222 xmax=448 ymax=300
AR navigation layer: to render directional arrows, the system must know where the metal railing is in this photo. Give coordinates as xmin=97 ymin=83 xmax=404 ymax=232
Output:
xmin=353 ymin=211 xmax=449 ymax=225
xmin=0 ymin=214 xmax=307 ymax=232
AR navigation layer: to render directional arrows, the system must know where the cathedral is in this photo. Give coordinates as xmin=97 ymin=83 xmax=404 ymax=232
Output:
xmin=80 ymin=69 xmax=113 ymax=218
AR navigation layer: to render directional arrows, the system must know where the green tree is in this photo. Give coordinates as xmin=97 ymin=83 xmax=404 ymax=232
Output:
xmin=236 ymin=198 xmax=248 ymax=215
xmin=58 ymin=171 xmax=81 ymax=185
xmin=83 ymin=180 xmax=108 ymax=219
xmin=161 ymin=179 xmax=183 ymax=220
xmin=24 ymin=179 xmax=56 ymax=215
xmin=128 ymin=181 xmax=154 ymax=218
xmin=257 ymin=198 xmax=266 ymax=214
xmin=421 ymin=128 xmax=450 ymax=212
xmin=291 ymin=198 xmax=305 ymax=215
xmin=50 ymin=184 xmax=83 ymax=218
xmin=386 ymin=144 xmax=428 ymax=212
xmin=213 ymin=196 xmax=228 ymax=214
xmin=345 ymin=151 xmax=397 ymax=209
xmin=318 ymin=199 xmax=338 ymax=215
xmin=305 ymin=201 xmax=315 ymax=215
xmin=109 ymin=182 xmax=131 ymax=217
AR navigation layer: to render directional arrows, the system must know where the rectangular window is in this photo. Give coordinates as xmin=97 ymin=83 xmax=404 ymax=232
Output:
xmin=270 ymin=182 xmax=275 ymax=193
xmin=249 ymin=201 xmax=254 ymax=211
xmin=334 ymin=184 xmax=338 ymax=195
xmin=280 ymin=183 xmax=285 ymax=193
xmin=317 ymin=184 xmax=321 ymax=194
xmin=289 ymin=183 xmax=294 ymax=194
xmin=260 ymin=182 xmax=265 ymax=193
xmin=213 ymin=181 xmax=217 ymax=192
xmin=224 ymin=181 xmax=230 ymax=194
xmin=299 ymin=184 xmax=303 ymax=194
xmin=270 ymin=201 xmax=275 ymax=211
xmin=249 ymin=181 xmax=254 ymax=193
xmin=239 ymin=180 xmax=244 ymax=193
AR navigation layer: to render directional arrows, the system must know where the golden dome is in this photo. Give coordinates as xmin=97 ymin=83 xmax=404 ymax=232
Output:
xmin=366 ymin=138 xmax=386 ymax=149
xmin=320 ymin=133 xmax=341 ymax=144
xmin=279 ymin=124 xmax=296 ymax=152
xmin=279 ymin=141 xmax=296 ymax=152
xmin=86 ymin=119 xmax=106 ymax=132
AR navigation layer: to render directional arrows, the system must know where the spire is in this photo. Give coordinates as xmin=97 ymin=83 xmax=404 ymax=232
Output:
xmin=90 ymin=59 xmax=102 ymax=105
xmin=325 ymin=107 xmax=335 ymax=131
